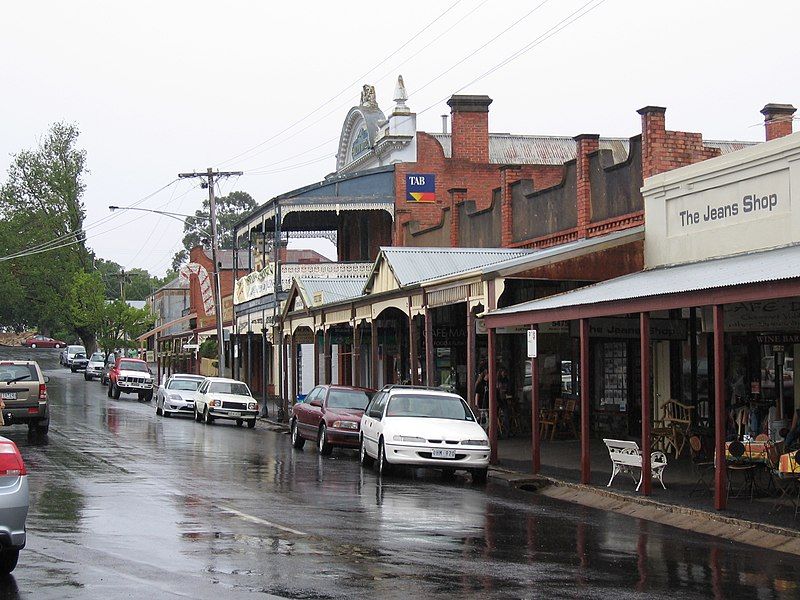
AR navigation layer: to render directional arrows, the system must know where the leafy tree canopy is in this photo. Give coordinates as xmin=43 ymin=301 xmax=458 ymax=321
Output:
xmin=171 ymin=190 xmax=256 ymax=271
xmin=97 ymin=300 xmax=155 ymax=355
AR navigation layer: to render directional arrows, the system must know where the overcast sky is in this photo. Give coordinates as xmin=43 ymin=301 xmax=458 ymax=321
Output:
xmin=2 ymin=0 xmax=798 ymax=276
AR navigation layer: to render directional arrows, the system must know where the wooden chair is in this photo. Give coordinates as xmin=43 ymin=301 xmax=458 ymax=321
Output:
xmin=556 ymin=398 xmax=578 ymax=439
xmin=539 ymin=399 xmax=564 ymax=441
xmin=654 ymin=400 xmax=694 ymax=457
xmin=689 ymin=435 xmax=714 ymax=496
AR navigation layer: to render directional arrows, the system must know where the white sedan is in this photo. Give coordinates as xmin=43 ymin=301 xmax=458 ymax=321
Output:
xmin=155 ymin=374 xmax=205 ymax=417
xmin=194 ymin=377 xmax=259 ymax=428
xmin=359 ymin=387 xmax=490 ymax=483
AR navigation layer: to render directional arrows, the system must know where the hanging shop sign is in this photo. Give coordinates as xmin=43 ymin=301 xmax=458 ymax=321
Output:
xmin=702 ymin=299 xmax=800 ymax=332
xmin=527 ymin=329 xmax=538 ymax=358
xmin=755 ymin=333 xmax=800 ymax=344
xmin=406 ymin=173 xmax=435 ymax=203
xmin=569 ymin=318 xmax=687 ymax=340
xmin=293 ymin=330 xmax=316 ymax=345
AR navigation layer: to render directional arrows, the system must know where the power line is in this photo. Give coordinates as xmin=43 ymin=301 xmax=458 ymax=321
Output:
xmin=213 ymin=1 xmax=466 ymax=169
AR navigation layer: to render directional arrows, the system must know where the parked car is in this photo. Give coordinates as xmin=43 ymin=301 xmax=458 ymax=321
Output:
xmin=107 ymin=357 xmax=154 ymax=402
xmin=69 ymin=352 xmax=89 ymax=373
xmin=21 ymin=335 xmax=65 ymax=349
xmin=0 ymin=436 xmax=28 ymax=574
xmin=60 ymin=345 xmax=86 ymax=367
xmin=0 ymin=360 xmax=50 ymax=434
xmin=290 ymin=384 xmax=373 ymax=455
xmin=99 ymin=353 xmax=117 ymax=386
xmin=359 ymin=385 xmax=490 ymax=483
xmin=194 ymin=377 xmax=258 ymax=427
xmin=156 ymin=374 xmax=205 ymax=418
xmin=84 ymin=352 xmax=106 ymax=381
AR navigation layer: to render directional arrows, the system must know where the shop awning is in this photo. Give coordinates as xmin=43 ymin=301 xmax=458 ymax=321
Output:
xmin=486 ymin=244 xmax=800 ymax=327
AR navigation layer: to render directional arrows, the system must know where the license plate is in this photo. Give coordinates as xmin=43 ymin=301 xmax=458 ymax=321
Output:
xmin=0 ymin=392 xmax=16 ymax=400
xmin=431 ymin=448 xmax=456 ymax=459
xmin=228 ymin=411 xmax=241 ymax=417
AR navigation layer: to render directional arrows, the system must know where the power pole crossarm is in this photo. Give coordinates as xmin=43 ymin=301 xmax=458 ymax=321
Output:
xmin=176 ymin=168 xmax=242 ymax=377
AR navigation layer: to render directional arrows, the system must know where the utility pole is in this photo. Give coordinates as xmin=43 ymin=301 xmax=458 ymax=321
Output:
xmin=118 ymin=269 xmax=131 ymax=302
xmin=178 ymin=168 xmax=243 ymax=377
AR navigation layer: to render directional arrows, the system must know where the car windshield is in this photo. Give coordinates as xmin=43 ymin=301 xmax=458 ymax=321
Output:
xmin=0 ymin=364 xmax=36 ymax=382
xmin=90 ymin=353 xmax=104 ymax=361
xmin=168 ymin=379 xmax=201 ymax=391
xmin=208 ymin=382 xmax=250 ymax=396
xmin=327 ymin=389 xmax=370 ymax=410
xmin=69 ymin=346 xmax=85 ymax=354
xmin=119 ymin=360 xmax=148 ymax=372
xmin=386 ymin=394 xmax=474 ymax=421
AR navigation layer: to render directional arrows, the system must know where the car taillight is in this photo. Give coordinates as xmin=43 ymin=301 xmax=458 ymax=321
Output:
xmin=39 ymin=383 xmax=47 ymax=400
xmin=0 ymin=442 xmax=26 ymax=476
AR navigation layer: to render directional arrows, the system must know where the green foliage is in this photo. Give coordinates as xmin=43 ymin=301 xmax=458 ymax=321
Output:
xmin=67 ymin=271 xmax=106 ymax=352
xmin=171 ymin=190 xmax=256 ymax=270
xmin=198 ymin=338 xmax=218 ymax=359
xmin=0 ymin=122 xmax=88 ymax=333
xmin=97 ymin=300 xmax=155 ymax=354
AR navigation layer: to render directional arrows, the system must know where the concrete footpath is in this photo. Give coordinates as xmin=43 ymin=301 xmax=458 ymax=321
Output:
xmin=259 ymin=417 xmax=800 ymax=556
xmin=488 ymin=466 xmax=800 ymax=556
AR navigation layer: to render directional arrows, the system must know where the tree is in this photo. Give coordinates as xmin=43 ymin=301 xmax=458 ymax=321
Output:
xmin=97 ymin=300 xmax=155 ymax=356
xmin=0 ymin=123 xmax=88 ymax=334
xmin=171 ymin=191 xmax=256 ymax=270
xmin=66 ymin=271 xmax=106 ymax=353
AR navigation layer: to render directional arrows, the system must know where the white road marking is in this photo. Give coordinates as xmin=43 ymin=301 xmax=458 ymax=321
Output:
xmin=219 ymin=505 xmax=308 ymax=536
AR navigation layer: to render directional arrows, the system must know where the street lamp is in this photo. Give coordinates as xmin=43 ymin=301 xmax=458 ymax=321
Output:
xmin=108 ymin=203 xmax=222 ymax=372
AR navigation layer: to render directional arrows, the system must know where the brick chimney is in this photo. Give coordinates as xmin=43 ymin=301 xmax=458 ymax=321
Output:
xmin=637 ymin=106 xmax=667 ymax=179
xmin=574 ymin=134 xmax=599 ymax=237
xmin=447 ymin=95 xmax=492 ymax=162
xmin=761 ymin=103 xmax=796 ymax=141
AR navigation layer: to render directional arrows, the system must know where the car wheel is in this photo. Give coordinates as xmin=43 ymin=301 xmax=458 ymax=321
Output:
xmin=156 ymin=404 xmax=163 ymax=416
xmin=194 ymin=407 xmax=202 ymax=422
xmin=107 ymin=383 xmax=112 ymax=398
xmin=71 ymin=366 xmax=76 ymax=373
xmin=471 ymin=468 xmax=488 ymax=485
xmin=145 ymin=390 xmax=153 ymax=402
xmin=54 ymin=343 xmax=60 ymax=349
xmin=37 ymin=420 xmax=49 ymax=435
xmin=377 ymin=439 xmax=392 ymax=476
xmin=236 ymin=419 xmax=243 ymax=427
xmin=291 ymin=420 xmax=305 ymax=449
xmin=247 ymin=419 xmax=256 ymax=429
xmin=360 ymin=436 xmax=374 ymax=467
xmin=112 ymin=383 xmax=120 ymax=400
xmin=30 ymin=343 xmax=37 ymax=349
xmin=204 ymin=407 xmax=213 ymax=425
xmin=163 ymin=408 xmax=171 ymax=418
xmin=0 ymin=548 xmax=19 ymax=575
xmin=318 ymin=424 xmax=333 ymax=456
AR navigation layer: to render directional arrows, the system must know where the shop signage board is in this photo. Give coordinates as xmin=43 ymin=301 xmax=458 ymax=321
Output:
xmin=569 ymin=318 xmax=688 ymax=340
xmin=406 ymin=173 xmax=435 ymax=203
xmin=702 ymin=299 xmax=800 ymax=332
xmin=666 ymin=170 xmax=789 ymax=237
xmin=527 ymin=329 xmax=538 ymax=358
xmin=476 ymin=318 xmax=569 ymax=335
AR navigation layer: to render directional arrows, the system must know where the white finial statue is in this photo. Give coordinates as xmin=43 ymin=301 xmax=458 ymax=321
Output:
xmin=393 ymin=75 xmax=409 ymax=113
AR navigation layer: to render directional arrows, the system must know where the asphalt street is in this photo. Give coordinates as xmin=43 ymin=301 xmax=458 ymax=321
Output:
xmin=0 ymin=347 xmax=798 ymax=599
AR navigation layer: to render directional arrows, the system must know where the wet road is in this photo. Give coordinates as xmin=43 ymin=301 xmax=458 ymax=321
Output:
xmin=0 ymin=347 xmax=798 ymax=599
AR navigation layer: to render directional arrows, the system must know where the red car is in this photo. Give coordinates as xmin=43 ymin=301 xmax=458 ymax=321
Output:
xmin=290 ymin=385 xmax=374 ymax=455
xmin=21 ymin=335 xmax=66 ymax=349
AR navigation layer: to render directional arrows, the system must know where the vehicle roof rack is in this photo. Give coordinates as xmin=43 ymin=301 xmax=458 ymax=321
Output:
xmin=379 ymin=384 xmax=454 ymax=392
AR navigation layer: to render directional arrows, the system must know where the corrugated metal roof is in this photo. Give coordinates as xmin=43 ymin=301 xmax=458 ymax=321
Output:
xmin=380 ymin=247 xmax=532 ymax=287
xmin=490 ymin=244 xmax=800 ymax=317
xmin=703 ymin=139 xmax=759 ymax=154
xmin=296 ymin=278 xmax=368 ymax=306
xmin=430 ymin=133 xmax=630 ymax=165
xmin=429 ymin=134 xmax=757 ymax=166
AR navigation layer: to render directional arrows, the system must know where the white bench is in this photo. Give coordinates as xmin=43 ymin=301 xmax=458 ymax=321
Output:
xmin=603 ymin=438 xmax=667 ymax=491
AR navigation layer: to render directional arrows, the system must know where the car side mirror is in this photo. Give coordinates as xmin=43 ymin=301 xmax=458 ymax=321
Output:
xmin=309 ymin=399 xmax=322 ymax=408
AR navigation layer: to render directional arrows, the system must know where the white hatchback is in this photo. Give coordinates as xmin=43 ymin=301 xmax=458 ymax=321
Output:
xmin=194 ymin=377 xmax=259 ymax=428
xmin=156 ymin=374 xmax=205 ymax=418
xmin=359 ymin=386 xmax=490 ymax=483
